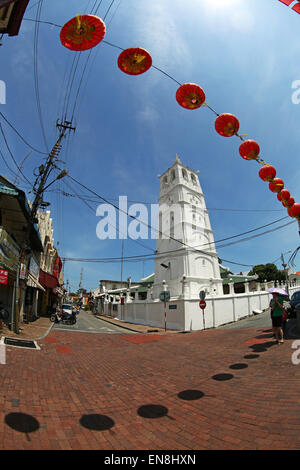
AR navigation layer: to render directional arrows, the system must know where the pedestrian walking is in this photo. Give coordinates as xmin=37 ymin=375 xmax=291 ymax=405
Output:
xmin=271 ymin=293 xmax=285 ymax=344
xmin=282 ymin=307 xmax=288 ymax=338
xmin=270 ymin=297 xmax=276 ymax=338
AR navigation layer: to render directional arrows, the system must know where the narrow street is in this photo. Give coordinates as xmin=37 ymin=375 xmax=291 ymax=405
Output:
xmin=52 ymin=309 xmax=131 ymax=334
xmin=219 ymin=309 xmax=272 ymax=330
xmin=1 ymin=322 xmax=300 ymax=451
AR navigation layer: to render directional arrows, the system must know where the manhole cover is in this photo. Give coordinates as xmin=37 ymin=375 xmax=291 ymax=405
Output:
xmin=3 ymin=337 xmax=39 ymax=349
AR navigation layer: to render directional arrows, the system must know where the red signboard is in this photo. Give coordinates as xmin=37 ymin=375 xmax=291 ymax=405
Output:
xmin=199 ymin=300 xmax=206 ymax=310
xmin=0 ymin=269 xmax=8 ymax=285
xmin=52 ymin=257 xmax=62 ymax=280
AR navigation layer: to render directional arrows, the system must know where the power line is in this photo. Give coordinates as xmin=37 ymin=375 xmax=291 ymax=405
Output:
xmin=0 ymin=123 xmax=33 ymax=186
xmin=0 ymin=111 xmax=48 ymax=155
xmin=61 ymin=219 xmax=295 ymax=266
xmin=61 ymin=176 xmax=155 ymax=254
xmin=61 ymin=178 xmax=290 ymax=250
xmin=67 ymin=174 xmax=296 ymax=268
xmin=33 ymin=0 xmax=49 ymax=153
xmin=0 ymin=146 xmax=30 ymax=186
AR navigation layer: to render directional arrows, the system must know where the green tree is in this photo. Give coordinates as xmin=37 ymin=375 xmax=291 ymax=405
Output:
xmin=248 ymin=263 xmax=286 ymax=282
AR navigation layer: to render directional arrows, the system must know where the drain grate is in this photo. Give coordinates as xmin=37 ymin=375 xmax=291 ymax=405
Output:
xmin=3 ymin=337 xmax=39 ymax=349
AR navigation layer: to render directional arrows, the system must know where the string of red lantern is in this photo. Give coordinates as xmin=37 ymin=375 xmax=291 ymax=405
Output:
xmin=117 ymin=47 xmax=152 ymax=75
xmin=278 ymin=0 xmax=300 ymax=15
xmin=60 ymin=14 xmax=106 ymax=51
xmin=59 ymin=14 xmax=299 ymax=226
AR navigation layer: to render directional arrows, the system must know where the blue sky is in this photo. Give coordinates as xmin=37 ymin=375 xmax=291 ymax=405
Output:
xmin=0 ymin=0 xmax=299 ymax=292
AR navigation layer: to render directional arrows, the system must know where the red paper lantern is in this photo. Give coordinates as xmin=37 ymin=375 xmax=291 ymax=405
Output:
xmin=277 ymin=192 xmax=283 ymax=202
xmin=269 ymin=178 xmax=284 ymax=193
xmin=239 ymin=140 xmax=260 ymax=160
xmin=285 ymin=197 xmax=295 ymax=208
xmin=258 ymin=165 xmax=276 ymax=182
xmin=176 ymin=83 xmax=205 ymax=110
xmin=60 ymin=15 xmax=106 ymax=51
xmin=280 ymin=189 xmax=290 ymax=201
xmin=215 ymin=113 xmax=239 ymax=137
xmin=290 ymin=203 xmax=300 ymax=218
xmin=288 ymin=206 xmax=294 ymax=217
xmin=117 ymin=47 xmax=152 ymax=75
xmin=282 ymin=199 xmax=290 ymax=208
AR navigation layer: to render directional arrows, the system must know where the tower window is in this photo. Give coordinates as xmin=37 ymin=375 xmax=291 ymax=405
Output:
xmin=171 ymin=169 xmax=176 ymax=181
xmin=182 ymin=169 xmax=188 ymax=180
xmin=191 ymin=174 xmax=197 ymax=185
xmin=170 ymin=211 xmax=174 ymax=238
xmin=159 ymin=212 xmax=162 ymax=239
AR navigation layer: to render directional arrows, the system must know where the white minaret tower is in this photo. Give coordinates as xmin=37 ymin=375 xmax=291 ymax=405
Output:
xmin=153 ymin=155 xmax=223 ymax=299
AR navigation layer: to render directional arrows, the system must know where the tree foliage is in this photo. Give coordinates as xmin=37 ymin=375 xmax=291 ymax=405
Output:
xmin=248 ymin=263 xmax=286 ymax=282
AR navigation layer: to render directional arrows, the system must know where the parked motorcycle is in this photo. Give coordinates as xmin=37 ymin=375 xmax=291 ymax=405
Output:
xmin=0 ymin=302 xmax=9 ymax=320
xmin=50 ymin=310 xmax=77 ymax=325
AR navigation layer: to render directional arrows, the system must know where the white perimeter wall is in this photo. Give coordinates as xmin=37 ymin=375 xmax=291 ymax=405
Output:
xmin=184 ymin=292 xmax=271 ymax=331
xmin=101 ymin=282 xmax=300 ymax=331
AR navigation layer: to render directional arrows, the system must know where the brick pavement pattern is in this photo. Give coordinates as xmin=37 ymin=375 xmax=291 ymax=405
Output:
xmin=0 ymin=324 xmax=300 ymax=450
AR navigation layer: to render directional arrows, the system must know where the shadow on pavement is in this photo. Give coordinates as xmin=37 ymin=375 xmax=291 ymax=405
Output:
xmin=137 ymin=404 xmax=169 ymax=419
xmin=5 ymin=412 xmax=40 ymax=441
xmin=79 ymin=414 xmax=115 ymax=431
xmin=229 ymin=363 xmax=248 ymax=370
xmin=177 ymin=390 xmax=204 ymax=401
xmin=244 ymin=354 xmax=260 ymax=359
xmin=211 ymin=373 xmax=234 ymax=381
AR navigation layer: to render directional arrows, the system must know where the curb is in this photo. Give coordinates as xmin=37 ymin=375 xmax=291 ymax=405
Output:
xmin=95 ymin=315 xmax=146 ymax=333
xmin=36 ymin=321 xmax=55 ymax=340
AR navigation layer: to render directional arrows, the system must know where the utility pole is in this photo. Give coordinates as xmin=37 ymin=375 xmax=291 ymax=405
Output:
xmin=120 ymin=239 xmax=124 ymax=283
xmin=281 ymin=253 xmax=289 ymax=296
xmin=12 ymin=120 xmax=76 ymax=333
xmin=79 ymin=267 xmax=83 ymax=291
xmin=31 ymin=120 xmax=75 ymax=220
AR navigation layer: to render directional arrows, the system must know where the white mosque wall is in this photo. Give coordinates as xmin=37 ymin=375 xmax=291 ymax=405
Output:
xmin=101 ymin=280 xmax=300 ymax=331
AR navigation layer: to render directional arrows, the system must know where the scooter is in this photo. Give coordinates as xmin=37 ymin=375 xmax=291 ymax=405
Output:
xmin=50 ymin=310 xmax=77 ymax=325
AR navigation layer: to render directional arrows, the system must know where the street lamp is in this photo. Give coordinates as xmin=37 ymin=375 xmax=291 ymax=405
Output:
xmin=42 ymin=169 xmax=68 ymax=192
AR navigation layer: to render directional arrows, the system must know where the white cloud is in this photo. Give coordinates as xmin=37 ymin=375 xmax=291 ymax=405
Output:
xmin=132 ymin=3 xmax=191 ymax=69
xmin=136 ymin=105 xmax=159 ymax=123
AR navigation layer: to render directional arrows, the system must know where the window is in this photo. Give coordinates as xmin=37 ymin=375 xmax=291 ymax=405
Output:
xmin=171 ymin=169 xmax=176 ymax=181
xmin=159 ymin=212 xmax=162 ymax=239
xmin=182 ymin=169 xmax=188 ymax=180
xmin=163 ymin=175 xmax=168 ymax=185
xmin=170 ymin=211 xmax=174 ymax=238
xmin=191 ymin=173 xmax=197 ymax=185
xmin=192 ymin=205 xmax=196 ymax=230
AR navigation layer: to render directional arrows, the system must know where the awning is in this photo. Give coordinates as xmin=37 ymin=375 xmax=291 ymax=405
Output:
xmin=53 ymin=287 xmax=64 ymax=296
xmin=39 ymin=269 xmax=59 ymax=289
xmin=27 ymin=272 xmax=45 ymax=292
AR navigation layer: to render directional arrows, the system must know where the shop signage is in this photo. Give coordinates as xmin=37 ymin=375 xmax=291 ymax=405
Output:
xmin=0 ymin=269 xmax=8 ymax=285
xmin=0 ymin=227 xmax=20 ymax=273
xmin=20 ymin=263 xmax=26 ymax=280
xmin=29 ymin=257 xmax=39 ymax=278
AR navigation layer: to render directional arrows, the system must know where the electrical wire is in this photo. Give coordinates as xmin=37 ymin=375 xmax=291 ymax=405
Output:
xmin=61 ymin=176 xmax=155 ymax=254
xmin=0 ymin=124 xmax=33 ymax=186
xmin=0 ymin=146 xmax=30 ymax=186
xmin=67 ymin=173 xmax=296 ymax=267
xmin=33 ymin=0 xmax=49 ymax=153
xmin=0 ymin=111 xmax=48 ymax=155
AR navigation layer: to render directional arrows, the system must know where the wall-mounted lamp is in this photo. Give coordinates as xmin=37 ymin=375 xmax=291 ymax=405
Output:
xmin=160 ymin=263 xmax=169 ymax=269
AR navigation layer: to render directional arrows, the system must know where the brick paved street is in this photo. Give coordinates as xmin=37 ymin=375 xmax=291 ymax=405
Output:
xmin=0 ymin=324 xmax=300 ymax=450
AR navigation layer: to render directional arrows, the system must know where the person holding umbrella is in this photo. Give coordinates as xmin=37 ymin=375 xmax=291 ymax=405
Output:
xmin=268 ymin=288 xmax=288 ymax=344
